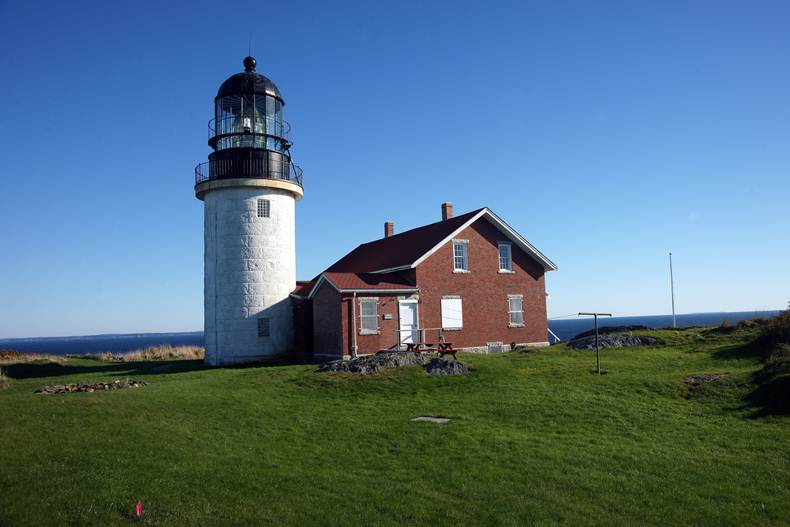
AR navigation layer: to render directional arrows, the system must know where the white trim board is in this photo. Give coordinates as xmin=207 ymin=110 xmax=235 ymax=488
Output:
xmin=307 ymin=273 xmax=418 ymax=300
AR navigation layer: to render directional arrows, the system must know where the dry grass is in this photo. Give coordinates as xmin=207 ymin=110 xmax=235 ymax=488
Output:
xmin=76 ymin=345 xmax=204 ymax=362
xmin=0 ymin=349 xmax=65 ymax=365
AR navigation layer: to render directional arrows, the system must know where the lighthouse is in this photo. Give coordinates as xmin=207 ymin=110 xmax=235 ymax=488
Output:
xmin=194 ymin=57 xmax=303 ymax=366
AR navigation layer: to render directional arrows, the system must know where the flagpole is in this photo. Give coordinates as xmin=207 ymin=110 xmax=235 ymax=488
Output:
xmin=669 ymin=252 xmax=677 ymax=329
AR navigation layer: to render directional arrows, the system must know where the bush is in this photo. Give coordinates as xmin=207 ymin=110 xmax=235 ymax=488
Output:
xmin=0 ymin=350 xmax=65 ymax=365
xmin=77 ymin=345 xmax=204 ymax=362
xmin=761 ymin=311 xmax=790 ymax=349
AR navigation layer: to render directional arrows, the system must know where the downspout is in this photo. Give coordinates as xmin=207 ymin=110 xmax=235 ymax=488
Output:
xmin=351 ymin=292 xmax=358 ymax=357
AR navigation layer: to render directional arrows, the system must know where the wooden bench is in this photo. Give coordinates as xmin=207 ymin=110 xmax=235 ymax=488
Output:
xmin=438 ymin=342 xmax=457 ymax=360
xmin=405 ymin=342 xmax=435 ymax=352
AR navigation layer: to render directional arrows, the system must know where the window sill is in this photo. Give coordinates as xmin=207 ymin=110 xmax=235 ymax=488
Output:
xmin=359 ymin=330 xmax=380 ymax=336
xmin=452 ymin=269 xmax=470 ymax=274
xmin=508 ymin=323 xmax=525 ymax=328
xmin=442 ymin=327 xmax=462 ymax=332
xmin=498 ymin=270 xmax=515 ymax=274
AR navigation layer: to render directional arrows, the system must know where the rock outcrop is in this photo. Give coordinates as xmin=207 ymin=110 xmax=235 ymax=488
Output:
xmin=318 ymin=351 xmax=469 ymax=376
xmin=36 ymin=380 xmax=146 ymax=394
xmin=567 ymin=333 xmax=657 ymax=350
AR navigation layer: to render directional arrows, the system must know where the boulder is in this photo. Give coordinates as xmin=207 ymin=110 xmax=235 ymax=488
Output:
xmin=571 ymin=325 xmax=650 ymax=340
xmin=424 ymin=358 xmax=470 ymax=376
xmin=567 ymin=333 xmax=657 ymax=350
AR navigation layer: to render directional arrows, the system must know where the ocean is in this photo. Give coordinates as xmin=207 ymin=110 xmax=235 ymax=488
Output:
xmin=0 ymin=311 xmax=780 ymax=355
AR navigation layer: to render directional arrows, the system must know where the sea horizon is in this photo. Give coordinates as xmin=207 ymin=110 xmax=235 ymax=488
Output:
xmin=0 ymin=309 xmax=780 ymax=356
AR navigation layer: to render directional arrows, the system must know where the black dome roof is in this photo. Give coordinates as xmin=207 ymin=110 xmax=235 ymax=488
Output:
xmin=215 ymin=56 xmax=283 ymax=102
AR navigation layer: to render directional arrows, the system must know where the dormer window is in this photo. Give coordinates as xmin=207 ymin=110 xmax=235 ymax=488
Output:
xmin=453 ymin=240 xmax=468 ymax=271
xmin=498 ymin=242 xmax=513 ymax=272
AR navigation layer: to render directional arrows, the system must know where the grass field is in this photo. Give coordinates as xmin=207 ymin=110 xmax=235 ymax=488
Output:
xmin=1 ymin=327 xmax=788 ymax=526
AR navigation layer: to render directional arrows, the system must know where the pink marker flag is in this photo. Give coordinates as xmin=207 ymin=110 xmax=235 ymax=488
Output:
xmin=135 ymin=500 xmax=142 ymax=518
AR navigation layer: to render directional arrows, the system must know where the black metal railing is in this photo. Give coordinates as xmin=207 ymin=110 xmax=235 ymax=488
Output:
xmin=195 ymin=158 xmax=303 ymax=188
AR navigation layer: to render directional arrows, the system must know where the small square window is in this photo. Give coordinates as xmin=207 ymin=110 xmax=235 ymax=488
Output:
xmin=257 ymin=317 xmax=270 ymax=337
xmin=257 ymin=199 xmax=270 ymax=218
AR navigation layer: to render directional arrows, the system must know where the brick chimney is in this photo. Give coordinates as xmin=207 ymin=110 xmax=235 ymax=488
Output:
xmin=384 ymin=221 xmax=395 ymax=238
xmin=441 ymin=202 xmax=454 ymax=220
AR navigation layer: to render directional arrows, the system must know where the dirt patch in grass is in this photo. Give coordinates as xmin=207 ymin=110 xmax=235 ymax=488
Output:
xmin=683 ymin=373 xmax=731 ymax=399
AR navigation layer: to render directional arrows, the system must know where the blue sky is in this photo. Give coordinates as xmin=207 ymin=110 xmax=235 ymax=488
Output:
xmin=0 ymin=0 xmax=788 ymax=338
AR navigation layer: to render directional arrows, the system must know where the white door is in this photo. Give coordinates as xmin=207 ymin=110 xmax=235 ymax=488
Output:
xmin=398 ymin=301 xmax=419 ymax=345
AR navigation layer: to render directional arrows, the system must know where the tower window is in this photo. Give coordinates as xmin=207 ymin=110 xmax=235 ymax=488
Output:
xmin=257 ymin=199 xmax=270 ymax=218
xmin=257 ymin=317 xmax=270 ymax=337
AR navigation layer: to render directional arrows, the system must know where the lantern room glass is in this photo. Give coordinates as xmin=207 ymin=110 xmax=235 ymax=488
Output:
xmin=214 ymin=94 xmax=285 ymax=151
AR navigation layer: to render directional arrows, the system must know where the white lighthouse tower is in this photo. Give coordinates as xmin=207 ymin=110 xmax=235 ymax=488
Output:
xmin=194 ymin=57 xmax=303 ymax=365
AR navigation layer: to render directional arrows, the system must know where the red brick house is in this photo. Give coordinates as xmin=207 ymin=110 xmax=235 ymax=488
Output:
xmin=291 ymin=203 xmax=557 ymax=360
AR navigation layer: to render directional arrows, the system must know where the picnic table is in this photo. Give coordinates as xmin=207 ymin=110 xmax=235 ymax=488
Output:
xmin=438 ymin=342 xmax=457 ymax=360
xmin=405 ymin=342 xmax=435 ymax=352
xmin=405 ymin=341 xmax=457 ymax=360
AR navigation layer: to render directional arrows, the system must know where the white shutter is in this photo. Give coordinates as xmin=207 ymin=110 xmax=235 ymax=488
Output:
xmin=441 ymin=297 xmax=463 ymax=329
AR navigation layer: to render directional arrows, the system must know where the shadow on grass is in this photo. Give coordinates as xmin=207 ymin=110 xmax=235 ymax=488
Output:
xmin=710 ymin=339 xmax=764 ymax=361
xmin=706 ymin=338 xmax=790 ymax=417
xmin=4 ymin=359 xmax=208 ymax=380
xmin=743 ymin=365 xmax=790 ymax=417
xmin=3 ymin=357 xmax=313 ymax=380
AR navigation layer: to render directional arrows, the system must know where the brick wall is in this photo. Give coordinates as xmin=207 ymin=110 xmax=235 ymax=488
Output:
xmin=415 ymin=218 xmax=548 ymax=349
xmin=340 ymin=294 xmax=402 ymax=356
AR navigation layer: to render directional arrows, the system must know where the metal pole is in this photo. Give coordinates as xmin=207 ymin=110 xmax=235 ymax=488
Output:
xmin=351 ymin=292 xmax=358 ymax=357
xmin=579 ymin=312 xmax=612 ymax=375
xmin=669 ymin=252 xmax=677 ymax=329
xmin=594 ymin=314 xmax=600 ymax=375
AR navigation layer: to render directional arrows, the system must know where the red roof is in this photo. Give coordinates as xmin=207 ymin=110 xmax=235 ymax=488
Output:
xmin=292 ymin=280 xmax=313 ymax=297
xmin=322 ymin=272 xmax=417 ymax=291
xmin=326 ymin=208 xmax=484 ymax=273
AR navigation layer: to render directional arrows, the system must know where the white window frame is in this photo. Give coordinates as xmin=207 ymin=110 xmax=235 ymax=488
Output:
xmin=257 ymin=199 xmax=270 ymax=218
xmin=359 ymin=298 xmax=379 ymax=335
xmin=498 ymin=242 xmax=513 ymax=272
xmin=452 ymin=240 xmax=469 ymax=272
xmin=508 ymin=295 xmax=524 ymax=327
xmin=441 ymin=296 xmax=463 ymax=330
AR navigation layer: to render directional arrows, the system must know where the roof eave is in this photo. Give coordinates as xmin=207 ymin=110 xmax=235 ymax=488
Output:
xmin=369 ymin=208 xmax=557 ymax=273
xmin=338 ymin=288 xmax=419 ymax=294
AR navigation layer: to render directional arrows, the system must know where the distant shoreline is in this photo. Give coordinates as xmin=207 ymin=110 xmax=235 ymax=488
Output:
xmin=0 ymin=310 xmax=780 ymax=355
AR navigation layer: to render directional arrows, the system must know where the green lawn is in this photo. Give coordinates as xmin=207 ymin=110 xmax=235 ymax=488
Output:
xmin=1 ymin=328 xmax=788 ymax=526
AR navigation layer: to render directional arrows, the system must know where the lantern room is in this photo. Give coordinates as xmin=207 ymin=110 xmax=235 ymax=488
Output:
xmin=195 ymin=56 xmax=303 ymax=190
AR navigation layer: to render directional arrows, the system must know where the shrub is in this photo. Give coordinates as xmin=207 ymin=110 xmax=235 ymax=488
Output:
xmin=0 ymin=350 xmax=65 ymax=365
xmin=77 ymin=345 xmax=204 ymax=363
xmin=761 ymin=311 xmax=790 ymax=348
